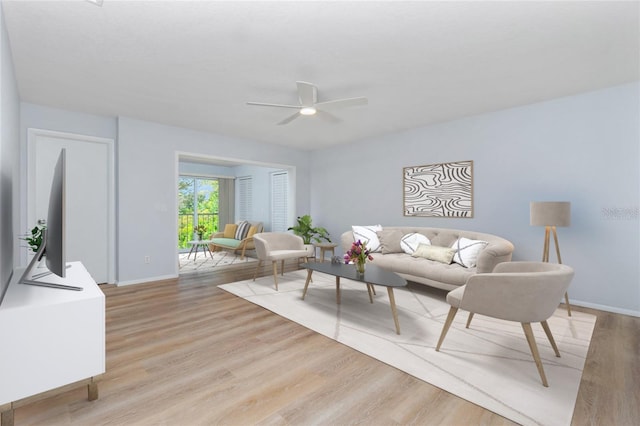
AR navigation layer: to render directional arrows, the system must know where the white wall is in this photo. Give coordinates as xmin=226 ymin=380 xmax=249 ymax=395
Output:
xmin=117 ymin=117 xmax=310 ymax=285
xmin=0 ymin=2 xmax=19 ymax=303
xmin=310 ymin=82 xmax=640 ymax=316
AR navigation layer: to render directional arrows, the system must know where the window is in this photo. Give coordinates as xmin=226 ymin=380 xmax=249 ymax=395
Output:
xmin=271 ymin=171 xmax=288 ymax=232
xmin=237 ymin=176 xmax=253 ymax=221
xmin=177 ymin=176 xmax=219 ymax=250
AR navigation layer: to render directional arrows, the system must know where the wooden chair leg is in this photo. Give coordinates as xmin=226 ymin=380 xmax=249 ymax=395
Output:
xmin=280 ymin=259 xmax=285 ymax=276
xmin=436 ymin=307 xmax=458 ymax=351
xmin=272 ymin=261 xmax=279 ymax=291
xmin=522 ymin=322 xmax=549 ymax=387
xmin=465 ymin=312 xmax=474 ymax=328
xmin=564 ymin=291 xmax=572 ymax=316
xmin=253 ymin=260 xmax=262 ymax=281
xmin=540 ymin=320 xmax=561 ymax=357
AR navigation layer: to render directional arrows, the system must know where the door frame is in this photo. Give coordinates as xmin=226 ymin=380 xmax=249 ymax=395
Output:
xmin=26 ymin=128 xmax=116 ymax=284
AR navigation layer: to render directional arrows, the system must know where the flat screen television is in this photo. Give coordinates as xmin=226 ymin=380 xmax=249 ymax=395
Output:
xmin=19 ymin=149 xmax=82 ymax=291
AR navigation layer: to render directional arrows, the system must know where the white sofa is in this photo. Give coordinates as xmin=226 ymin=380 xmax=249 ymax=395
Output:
xmin=341 ymin=226 xmax=514 ymax=291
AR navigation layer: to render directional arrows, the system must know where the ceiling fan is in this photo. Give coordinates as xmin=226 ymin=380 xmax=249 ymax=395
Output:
xmin=247 ymin=81 xmax=368 ymax=125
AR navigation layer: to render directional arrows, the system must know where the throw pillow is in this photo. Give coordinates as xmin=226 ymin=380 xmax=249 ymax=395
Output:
xmin=223 ymin=223 xmax=238 ymax=239
xmin=352 ymin=225 xmax=383 ymax=252
xmin=451 ymin=237 xmax=488 ymax=268
xmin=400 ymin=233 xmax=431 ymax=255
xmin=376 ymin=229 xmax=404 ymax=254
xmin=412 ymin=244 xmax=455 ymax=264
xmin=246 ymin=225 xmax=258 ymax=238
xmin=235 ymin=220 xmax=250 ymax=240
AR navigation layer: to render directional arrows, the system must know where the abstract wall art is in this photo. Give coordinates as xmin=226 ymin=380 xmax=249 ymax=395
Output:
xmin=403 ymin=160 xmax=473 ymax=217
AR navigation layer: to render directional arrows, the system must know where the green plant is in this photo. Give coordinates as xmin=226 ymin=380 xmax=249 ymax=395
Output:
xmin=22 ymin=225 xmax=46 ymax=253
xmin=288 ymin=215 xmax=331 ymax=244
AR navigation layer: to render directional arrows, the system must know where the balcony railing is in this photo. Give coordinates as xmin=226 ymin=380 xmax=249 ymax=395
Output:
xmin=178 ymin=213 xmax=218 ymax=249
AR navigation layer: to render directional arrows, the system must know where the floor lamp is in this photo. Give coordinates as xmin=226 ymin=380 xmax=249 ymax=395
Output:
xmin=530 ymin=201 xmax=572 ymax=316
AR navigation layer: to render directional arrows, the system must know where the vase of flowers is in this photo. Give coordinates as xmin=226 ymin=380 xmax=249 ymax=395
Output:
xmin=344 ymin=239 xmax=373 ymax=275
xmin=194 ymin=224 xmax=207 ymax=240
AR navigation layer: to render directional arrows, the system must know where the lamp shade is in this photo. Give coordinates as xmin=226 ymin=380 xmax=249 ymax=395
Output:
xmin=530 ymin=201 xmax=571 ymax=227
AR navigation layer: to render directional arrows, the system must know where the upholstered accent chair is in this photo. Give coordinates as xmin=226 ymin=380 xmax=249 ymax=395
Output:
xmin=435 ymin=261 xmax=574 ymax=387
xmin=253 ymin=232 xmax=310 ymax=290
xmin=208 ymin=221 xmax=263 ymax=260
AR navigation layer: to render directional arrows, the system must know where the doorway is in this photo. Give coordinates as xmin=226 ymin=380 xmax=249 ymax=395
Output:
xmin=26 ymin=128 xmax=115 ymax=284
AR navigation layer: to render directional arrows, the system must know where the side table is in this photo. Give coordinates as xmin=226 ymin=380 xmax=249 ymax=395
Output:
xmin=187 ymin=240 xmax=213 ymax=261
xmin=313 ymin=242 xmax=338 ymax=263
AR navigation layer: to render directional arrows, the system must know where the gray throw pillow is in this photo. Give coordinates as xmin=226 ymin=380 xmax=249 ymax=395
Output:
xmin=376 ymin=229 xmax=404 ymax=254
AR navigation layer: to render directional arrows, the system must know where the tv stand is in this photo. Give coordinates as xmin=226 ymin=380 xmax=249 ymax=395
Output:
xmin=0 ymin=262 xmax=105 ymax=426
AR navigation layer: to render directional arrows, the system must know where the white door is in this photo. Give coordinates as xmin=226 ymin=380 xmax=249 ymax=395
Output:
xmin=27 ymin=129 xmax=114 ymax=284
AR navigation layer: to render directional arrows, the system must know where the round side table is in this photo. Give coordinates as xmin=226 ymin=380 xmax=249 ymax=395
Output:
xmin=313 ymin=242 xmax=338 ymax=263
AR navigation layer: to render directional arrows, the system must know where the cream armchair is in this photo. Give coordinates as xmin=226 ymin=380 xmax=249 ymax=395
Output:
xmin=435 ymin=261 xmax=574 ymax=387
xmin=253 ymin=233 xmax=310 ymax=290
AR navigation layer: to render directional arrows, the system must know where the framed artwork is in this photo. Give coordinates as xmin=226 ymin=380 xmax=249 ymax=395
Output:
xmin=403 ymin=160 xmax=473 ymax=217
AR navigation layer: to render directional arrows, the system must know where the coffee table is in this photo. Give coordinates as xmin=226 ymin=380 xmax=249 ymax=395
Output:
xmin=301 ymin=262 xmax=407 ymax=334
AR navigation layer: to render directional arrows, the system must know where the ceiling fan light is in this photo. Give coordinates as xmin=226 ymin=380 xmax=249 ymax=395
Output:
xmin=300 ymin=107 xmax=317 ymax=116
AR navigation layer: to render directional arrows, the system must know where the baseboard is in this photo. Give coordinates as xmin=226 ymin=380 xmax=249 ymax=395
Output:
xmin=570 ymin=299 xmax=640 ymax=318
xmin=116 ymin=274 xmax=178 ymax=287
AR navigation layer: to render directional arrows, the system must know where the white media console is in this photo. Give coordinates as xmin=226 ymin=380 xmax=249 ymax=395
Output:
xmin=0 ymin=262 xmax=105 ymax=426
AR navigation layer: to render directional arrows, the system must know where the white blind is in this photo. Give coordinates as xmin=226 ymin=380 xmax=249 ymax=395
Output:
xmin=237 ymin=176 xmax=252 ymax=221
xmin=270 ymin=171 xmax=288 ymax=232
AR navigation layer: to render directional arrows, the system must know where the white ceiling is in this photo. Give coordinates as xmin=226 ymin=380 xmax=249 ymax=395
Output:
xmin=3 ymin=0 xmax=639 ymax=151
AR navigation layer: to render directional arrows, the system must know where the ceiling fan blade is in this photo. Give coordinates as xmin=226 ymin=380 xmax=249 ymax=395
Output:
xmin=315 ymin=97 xmax=368 ymax=110
xmin=316 ymin=110 xmax=342 ymax=124
xmin=247 ymin=102 xmax=301 ymax=109
xmin=277 ymin=112 xmax=301 ymax=126
xmin=296 ymin=81 xmax=317 ymax=106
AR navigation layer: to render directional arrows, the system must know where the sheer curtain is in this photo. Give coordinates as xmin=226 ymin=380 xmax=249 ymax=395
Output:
xmin=218 ymin=178 xmax=235 ymax=228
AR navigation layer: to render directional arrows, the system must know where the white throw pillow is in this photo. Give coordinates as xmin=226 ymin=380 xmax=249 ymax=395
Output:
xmin=412 ymin=244 xmax=455 ymax=264
xmin=451 ymin=237 xmax=488 ymax=268
xmin=352 ymin=225 xmax=383 ymax=252
xmin=401 ymin=233 xmax=431 ymax=255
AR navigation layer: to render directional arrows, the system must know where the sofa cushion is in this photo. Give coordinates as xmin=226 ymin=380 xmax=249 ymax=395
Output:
xmin=412 ymin=244 xmax=455 ymax=264
xmin=235 ymin=220 xmax=250 ymax=240
xmin=223 ymin=224 xmax=238 ymax=239
xmin=401 ymin=232 xmax=431 ymax=254
xmin=352 ymin=225 xmax=382 ymax=252
xmin=376 ymin=228 xmax=404 ymax=254
xmin=451 ymin=237 xmax=488 ymax=268
xmin=210 ymin=237 xmax=242 ymax=249
xmin=371 ymin=253 xmax=474 ymax=286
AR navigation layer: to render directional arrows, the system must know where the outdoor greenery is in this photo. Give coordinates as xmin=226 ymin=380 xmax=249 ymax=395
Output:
xmin=288 ymin=214 xmax=331 ymax=244
xmin=178 ymin=177 xmax=219 ymax=249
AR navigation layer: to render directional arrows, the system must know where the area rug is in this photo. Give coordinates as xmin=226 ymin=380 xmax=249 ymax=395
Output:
xmin=219 ymin=270 xmax=596 ymax=426
xmin=179 ymin=250 xmax=256 ymax=273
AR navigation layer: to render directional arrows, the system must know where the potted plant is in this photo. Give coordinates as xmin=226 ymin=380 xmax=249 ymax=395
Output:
xmin=21 ymin=224 xmax=46 ymax=253
xmin=288 ymin=215 xmax=331 ymax=256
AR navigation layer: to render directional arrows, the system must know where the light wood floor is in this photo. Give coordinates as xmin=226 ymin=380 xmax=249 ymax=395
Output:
xmin=13 ymin=262 xmax=640 ymax=425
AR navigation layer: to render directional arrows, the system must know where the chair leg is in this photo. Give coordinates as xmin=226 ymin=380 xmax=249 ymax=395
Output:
xmin=540 ymin=320 xmax=561 ymax=357
xmin=564 ymin=291 xmax=572 ymax=317
xmin=465 ymin=312 xmax=474 ymax=328
xmin=281 ymin=259 xmax=285 ymax=276
xmin=253 ymin=260 xmax=262 ymax=281
xmin=521 ymin=322 xmax=549 ymax=387
xmin=272 ymin=261 xmax=279 ymax=291
xmin=436 ymin=307 xmax=458 ymax=351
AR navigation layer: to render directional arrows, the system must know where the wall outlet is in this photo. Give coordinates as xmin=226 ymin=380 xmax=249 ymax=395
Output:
xmin=144 ymin=256 xmax=151 ymax=264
